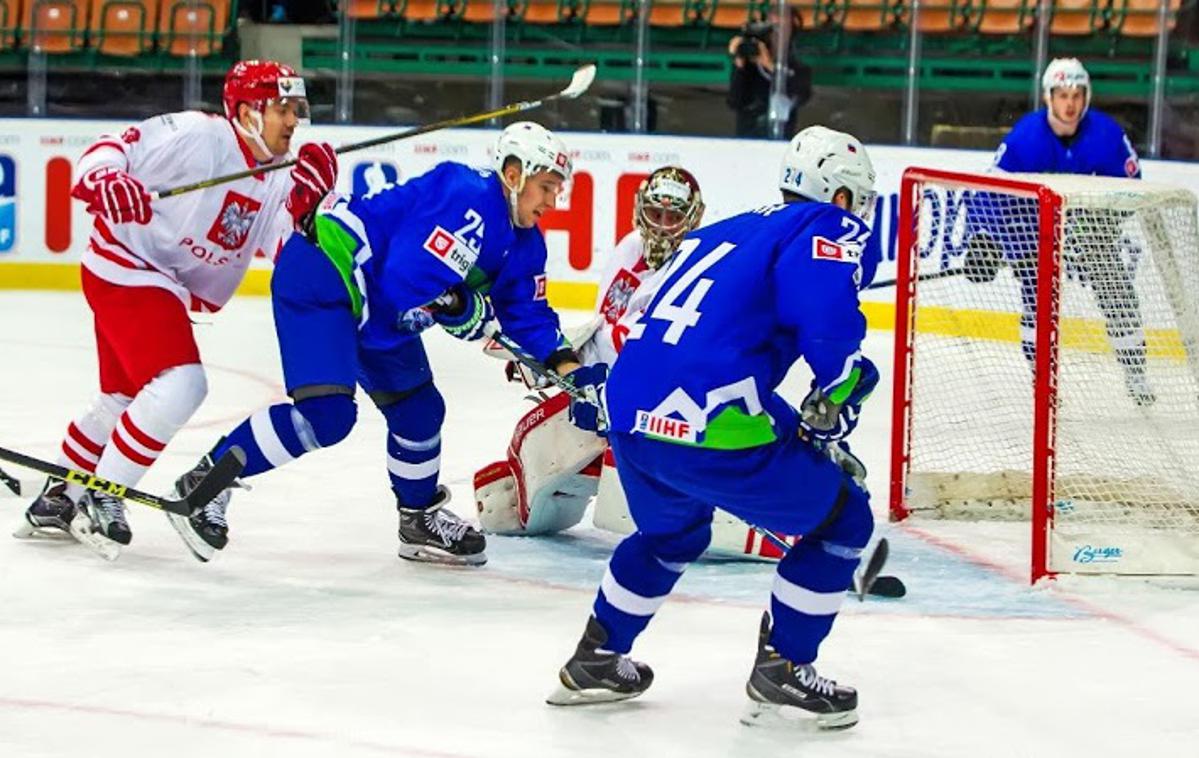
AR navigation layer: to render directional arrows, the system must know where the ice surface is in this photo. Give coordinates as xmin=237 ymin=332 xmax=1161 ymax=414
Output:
xmin=1 ymin=292 xmax=1196 ymax=758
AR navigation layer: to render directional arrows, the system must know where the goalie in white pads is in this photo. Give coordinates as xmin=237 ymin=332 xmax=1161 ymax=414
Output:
xmin=473 ymin=166 xmax=704 ymax=534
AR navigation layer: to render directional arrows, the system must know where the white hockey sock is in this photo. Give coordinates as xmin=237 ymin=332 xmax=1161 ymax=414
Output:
xmin=93 ymin=364 xmax=208 ymax=488
xmin=57 ymin=392 xmax=131 ymax=500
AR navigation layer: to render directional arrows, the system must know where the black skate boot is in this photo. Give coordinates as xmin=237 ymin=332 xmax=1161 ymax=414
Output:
xmin=546 ymin=616 xmax=654 ymax=706
xmin=741 ymin=612 xmax=858 ymax=730
xmin=397 ymin=486 xmax=487 ymax=566
xmin=167 ymin=454 xmax=235 ymax=563
xmin=13 ymin=478 xmax=77 ymax=540
xmin=77 ymin=490 xmax=132 ymax=546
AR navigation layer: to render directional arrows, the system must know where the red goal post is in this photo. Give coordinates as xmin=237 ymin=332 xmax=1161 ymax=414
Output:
xmin=889 ymin=167 xmax=1199 ymax=583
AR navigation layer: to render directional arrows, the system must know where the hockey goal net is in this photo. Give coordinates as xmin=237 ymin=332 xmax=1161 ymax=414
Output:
xmin=890 ymin=167 xmax=1199 ymax=581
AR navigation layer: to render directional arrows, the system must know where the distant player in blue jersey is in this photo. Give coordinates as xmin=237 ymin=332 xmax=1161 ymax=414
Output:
xmin=168 ymin=122 xmax=603 ymax=566
xmin=546 ymin=126 xmax=878 ymax=731
xmin=968 ymin=57 xmax=1153 ymax=404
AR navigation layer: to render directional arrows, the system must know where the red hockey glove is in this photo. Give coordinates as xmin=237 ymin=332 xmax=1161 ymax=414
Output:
xmin=72 ymin=167 xmax=152 ymax=225
xmin=287 ymin=142 xmax=338 ymax=230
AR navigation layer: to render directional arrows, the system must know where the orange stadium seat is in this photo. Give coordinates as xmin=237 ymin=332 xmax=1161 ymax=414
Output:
xmin=460 ymin=0 xmax=499 ymax=21
xmin=344 ymin=0 xmax=397 ymax=17
xmin=649 ymin=0 xmax=690 ymax=25
xmin=1049 ymin=0 xmax=1104 ymax=34
xmin=710 ymin=0 xmax=754 ymax=28
xmin=0 ymin=0 xmax=20 ymax=50
xmin=523 ymin=0 xmax=565 ymax=23
xmin=159 ymin=0 xmax=229 ymax=56
xmin=400 ymin=0 xmax=446 ymax=21
xmin=584 ymin=0 xmax=634 ymax=25
xmin=899 ymin=0 xmax=967 ymax=31
xmin=24 ymin=0 xmax=87 ymax=53
xmin=1112 ymin=0 xmax=1180 ymax=36
xmin=835 ymin=0 xmax=899 ymax=30
xmin=790 ymin=0 xmax=832 ymax=29
xmin=975 ymin=0 xmax=1037 ymax=34
xmin=91 ymin=0 xmax=156 ymax=56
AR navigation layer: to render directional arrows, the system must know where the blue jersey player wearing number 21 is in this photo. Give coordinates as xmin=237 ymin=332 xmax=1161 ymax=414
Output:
xmin=548 ymin=125 xmax=880 ymax=731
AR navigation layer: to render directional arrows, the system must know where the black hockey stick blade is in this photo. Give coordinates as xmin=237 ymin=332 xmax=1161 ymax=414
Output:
xmin=856 ymin=537 xmax=890 ymax=602
xmin=180 ymin=446 xmax=246 ymax=513
xmin=866 ymin=574 xmax=907 ymax=599
xmin=0 ymin=465 xmax=19 ymax=496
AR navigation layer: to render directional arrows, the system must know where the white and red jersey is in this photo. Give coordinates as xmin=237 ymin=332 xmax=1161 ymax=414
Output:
xmin=76 ymin=111 xmax=294 ymax=312
xmin=580 ymin=230 xmax=657 ymax=367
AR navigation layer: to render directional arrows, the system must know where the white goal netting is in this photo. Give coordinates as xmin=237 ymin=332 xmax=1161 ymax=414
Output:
xmin=896 ymin=171 xmax=1199 ymax=577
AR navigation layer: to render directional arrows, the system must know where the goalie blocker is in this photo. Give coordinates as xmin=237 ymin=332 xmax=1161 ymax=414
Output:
xmin=473 ymin=392 xmax=800 ymax=561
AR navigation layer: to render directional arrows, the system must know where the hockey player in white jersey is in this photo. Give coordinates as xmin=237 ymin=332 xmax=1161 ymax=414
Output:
xmin=473 ymin=166 xmax=705 ymax=536
xmin=14 ymin=60 xmax=338 ymax=558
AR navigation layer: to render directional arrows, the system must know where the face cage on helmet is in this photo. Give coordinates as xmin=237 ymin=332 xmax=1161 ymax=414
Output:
xmin=634 ymin=192 xmax=701 ymax=269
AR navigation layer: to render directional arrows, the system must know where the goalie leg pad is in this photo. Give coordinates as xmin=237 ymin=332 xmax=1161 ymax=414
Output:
xmin=474 ymin=461 xmax=522 ymax=534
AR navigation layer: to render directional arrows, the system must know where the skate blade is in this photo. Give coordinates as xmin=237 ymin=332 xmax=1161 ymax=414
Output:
xmin=165 ymin=512 xmax=216 ymax=563
xmin=740 ymin=699 xmax=858 ymax=731
xmin=546 ymin=678 xmax=644 ymax=707
xmin=66 ymin=513 xmax=121 ymax=562
xmin=397 ymin=543 xmax=487 ymax=567
xmin=13 ymin=517 xmax=75 ymax=541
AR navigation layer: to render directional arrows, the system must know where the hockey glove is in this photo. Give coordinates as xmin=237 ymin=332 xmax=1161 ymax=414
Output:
xmin=72 ymin=167 xmax=152 ymax=225
xmin=799 ymin=356 xmax=879 ymax=442
xmin=963 ymin=230 xmax=1003 ymax=284
xmin=287 ymin=142 xmax=338 ymax=232
xmin=431 ymin=286 xmax=494 ymax=342
xmin=565 ymin=363 xmax=608 ymax=434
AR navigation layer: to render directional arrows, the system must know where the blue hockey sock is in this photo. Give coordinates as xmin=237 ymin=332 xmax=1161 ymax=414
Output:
xmin=592 ymin=521 xmax=711 ymax=654
xmin=214 ymin=396 xmax=356 ymax=477
xmin=378 ymin=382 xmax=445 ymax=509
xmin=769 ymin=485 xmax=873 ymax=664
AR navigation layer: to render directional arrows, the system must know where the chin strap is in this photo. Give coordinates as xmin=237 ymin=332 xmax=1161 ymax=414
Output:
xmin=502 ymin=173 xmax=535 ymax=229
xmin=232 ymin=110 xmax=273 ymax=160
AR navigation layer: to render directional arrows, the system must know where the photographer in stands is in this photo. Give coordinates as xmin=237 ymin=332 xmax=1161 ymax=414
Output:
xmin=726 ymin=22 xmax=811 ymax=139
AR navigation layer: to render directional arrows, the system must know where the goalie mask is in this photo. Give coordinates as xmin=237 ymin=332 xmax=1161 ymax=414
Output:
xmin=223 ymin=60 xmax=310 ymax=158
xmin=778 ymin=125 xmax=877 ymax=224
xmin=634 ymin=166 xmax=705 ymax=269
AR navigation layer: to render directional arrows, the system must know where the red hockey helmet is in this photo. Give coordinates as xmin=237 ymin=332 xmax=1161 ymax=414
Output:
xmin=223 ymin=60 xmax=309 ymax=122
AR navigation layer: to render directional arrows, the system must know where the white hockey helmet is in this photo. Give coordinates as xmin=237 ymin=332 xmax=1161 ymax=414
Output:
xmin=1042 ymin=57 xmax=1091 ymax=112
xmin=778 ymin=125 xmax=877 ymax=223
xmin=492 ymin=121 xmax=573 ymax=188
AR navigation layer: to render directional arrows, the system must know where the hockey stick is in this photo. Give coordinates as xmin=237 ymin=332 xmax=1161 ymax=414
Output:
xmin=484 ymin=326 xmax=609 ymax=432
xmin=0 ymin=445 xmax=246 ymax=516
xmin=754 ymin=528 xmax=907 ymax=600
xmin=0 ymin=465 xmax=20 ymax=496
xmin=865 ymin=266 xmax=966 ymax=291
xmin=151 ymin=64 xmax=598 ymax=201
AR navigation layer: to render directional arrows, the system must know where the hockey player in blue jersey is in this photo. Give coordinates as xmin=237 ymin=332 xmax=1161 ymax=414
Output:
xmin=546 ymin=126 xmax=878 ymax=730
xmin=967 ymin=57 xmax=1153 ymax=404
xmin=168 ymin=122 xmax=602 ymax=566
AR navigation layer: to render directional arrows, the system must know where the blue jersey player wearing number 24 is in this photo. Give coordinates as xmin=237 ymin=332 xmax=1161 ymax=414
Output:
xmin=547 ymin=126 xmax=880 ymax=731
xmin=166 ymin=122 xmax=604 ymax=567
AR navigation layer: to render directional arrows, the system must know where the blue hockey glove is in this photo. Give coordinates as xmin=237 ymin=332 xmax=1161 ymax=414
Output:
xmin=565 ymin=363 xmax=608 ymax=434
xmin=799 ymin=356 xmax=879 ymax=442
xmin=431 ymin=286 xmax=495 ymax=342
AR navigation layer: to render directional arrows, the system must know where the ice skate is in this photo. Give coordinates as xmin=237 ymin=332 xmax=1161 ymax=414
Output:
xmin=13 ymin=478 xmax=77 ymax=540
xmin=167 ymin=454 xmax=235 ymax=563
xmin=397 ymin=486 xmax=487 ymax=566
xmin=547 ymin=616 xmax=654 ymax=706
xmin=740 ymin=612 xmax=858 ymax=731
xmin=65 ymin=491 xmax=129 ymax=561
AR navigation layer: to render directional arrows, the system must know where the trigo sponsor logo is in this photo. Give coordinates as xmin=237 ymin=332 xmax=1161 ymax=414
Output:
xmin=635 ymin=410 xmax=697 ymax=443
xmin=422 ymin=225 xmax=474 ymax=277
xmin=812 ymin=236 xmax=859 ymax=263
xmin=1072 ymin=545 xmax=1124 ymax=564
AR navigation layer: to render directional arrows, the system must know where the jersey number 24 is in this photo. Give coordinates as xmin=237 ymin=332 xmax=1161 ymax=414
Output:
xmin=626 ymin=237 xmax=736 ymax=346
